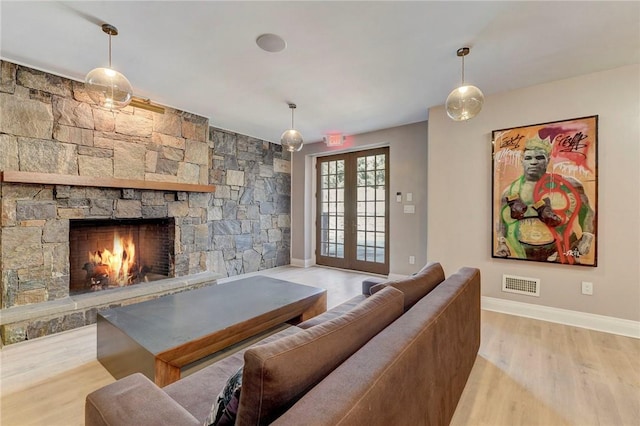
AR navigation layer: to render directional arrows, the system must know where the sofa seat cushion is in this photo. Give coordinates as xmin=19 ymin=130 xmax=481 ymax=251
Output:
xmin=296 ymin=294 xmax=366 ymax=329
xmin=236 ymin=285 xmax=405 ymax=425
xmin=165 ymin=325 xmax=302 ymax=422
xmin=370 ymin=261 xmax=445 ymax=310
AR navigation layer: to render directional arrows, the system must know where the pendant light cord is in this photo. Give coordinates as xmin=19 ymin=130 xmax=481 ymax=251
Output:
xmin=461 ymin=54 xmax=465 ymax=86
xmin=108 ymin=33 xmax=112 ymax=68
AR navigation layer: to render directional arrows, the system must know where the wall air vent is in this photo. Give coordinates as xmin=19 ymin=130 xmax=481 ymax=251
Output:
xmin=502 ymin=274 xmax=540 ymax=297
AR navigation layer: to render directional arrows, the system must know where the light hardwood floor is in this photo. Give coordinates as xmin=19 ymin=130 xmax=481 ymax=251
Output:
xmin=1 ymin=266 xmax=639 ymax=425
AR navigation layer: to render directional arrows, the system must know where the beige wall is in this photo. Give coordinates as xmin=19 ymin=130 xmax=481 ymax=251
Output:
xmin=291 ymin=121 xmax=428 ymax=276
xmin=427 ymin=64 xmax=640 ymax=321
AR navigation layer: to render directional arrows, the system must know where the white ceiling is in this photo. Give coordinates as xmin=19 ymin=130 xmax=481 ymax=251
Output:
xmin=2 ymin=1 xmax=639 ymax=144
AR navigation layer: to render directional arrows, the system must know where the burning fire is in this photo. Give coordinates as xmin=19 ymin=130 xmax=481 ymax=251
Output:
xmin=88 ymin=233 xmax=136 ymax=286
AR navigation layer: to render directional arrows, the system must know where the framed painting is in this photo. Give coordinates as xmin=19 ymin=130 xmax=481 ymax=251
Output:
xmin=491 ymin=115 xmax=598 ymax=266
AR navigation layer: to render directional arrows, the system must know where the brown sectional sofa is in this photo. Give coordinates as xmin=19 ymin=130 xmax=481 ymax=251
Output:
xmin=85 ymin=263 xmax=481 ymax=426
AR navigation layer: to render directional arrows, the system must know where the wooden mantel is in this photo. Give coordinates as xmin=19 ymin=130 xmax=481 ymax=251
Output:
xmin=0 ymin=171 xmax=215 ymax=193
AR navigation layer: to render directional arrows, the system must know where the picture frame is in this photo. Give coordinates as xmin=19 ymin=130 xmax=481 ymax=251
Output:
xmin=491 ymin=115 xmax=598 ymax=266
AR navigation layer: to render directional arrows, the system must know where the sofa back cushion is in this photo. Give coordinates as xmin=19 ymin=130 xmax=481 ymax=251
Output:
xmin=236 ymin=285 xmax=404 ymax=425
xmin=370 ymin=261 xmax=445 ymax=310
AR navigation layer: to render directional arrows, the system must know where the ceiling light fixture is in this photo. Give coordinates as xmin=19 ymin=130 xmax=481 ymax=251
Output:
xmin=323 ymin=134 xmax=345 ymax=147
xmin=280 ymin=103 xmax=304 ymax=152
xmin=445 ymin=47 xmax=484 ymax=121
xmin=85 ymin=23 xmax=133 ymax=110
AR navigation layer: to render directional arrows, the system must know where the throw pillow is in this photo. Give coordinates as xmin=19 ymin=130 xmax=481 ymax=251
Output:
xmin=204 ymin=367 xmax=243 ymax=426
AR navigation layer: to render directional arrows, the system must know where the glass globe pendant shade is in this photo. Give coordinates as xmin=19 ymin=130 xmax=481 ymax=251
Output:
xmin=85 ymin=67 xmax=133 ymax=110
xmin=445 ymin=84 xmax=484 ymax=121
xmin=281 ymin=103 xmax=304 ymax=152
xmin=280 ymin=128 xmax=304 ymax=152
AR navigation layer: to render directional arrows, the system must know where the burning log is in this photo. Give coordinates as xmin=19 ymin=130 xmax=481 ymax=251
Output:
xmin=83 ymin=262 xmax=110 ymax=290
xmin=83 ymin=260 xmax=153 ymax=291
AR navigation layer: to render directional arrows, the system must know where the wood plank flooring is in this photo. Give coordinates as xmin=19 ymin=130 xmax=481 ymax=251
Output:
xmin=1 ymin=266 xmax=639 ymax=425
xmin=450 ymin=310 xmax=640 ymax=426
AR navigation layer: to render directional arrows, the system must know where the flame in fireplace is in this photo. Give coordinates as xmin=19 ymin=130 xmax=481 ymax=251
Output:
xmin=88 ymin=233 xmax=136 ymax=286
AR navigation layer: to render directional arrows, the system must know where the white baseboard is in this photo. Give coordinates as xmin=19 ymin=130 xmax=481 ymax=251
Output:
xmin=290 ymin=258 xmax=314 ymax=268
xmin=482 ymin=296 xmax=640 ymax=339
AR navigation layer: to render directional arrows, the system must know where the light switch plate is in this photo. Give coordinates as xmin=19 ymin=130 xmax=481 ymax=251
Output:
xmin=406 ymin=192 xmax=413 ymax=202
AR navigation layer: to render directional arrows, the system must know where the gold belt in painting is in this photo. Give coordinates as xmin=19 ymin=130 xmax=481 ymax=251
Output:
xmin=517 ymin=218 xmax=555 ymax=246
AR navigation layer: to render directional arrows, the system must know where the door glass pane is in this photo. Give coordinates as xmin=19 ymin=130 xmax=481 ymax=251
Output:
xmin=319 ymin=159 xmax=345 ymax=259
xmin=367 ymin=156 xmax=375 ymax=170
xmin=366 ymin=201 xmax=375 ymax=215
xmin=329 ymin=215 xmax=336 ymax=229
xmin=366 ymin=231 xmax=374 ymax=245
xmin=354 ymin=153 xmax=387 ymax=264
xmin=366 ymin=247 xmax=375 ymax=261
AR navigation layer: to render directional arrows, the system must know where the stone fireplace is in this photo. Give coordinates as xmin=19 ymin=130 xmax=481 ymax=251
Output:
xmin=0 ymin=182 xmax=221 ymax=344
xmin=1 ymin=61 xmax=293 ymax=345
xmin=69 ymin=217 xmax=175 ymax=294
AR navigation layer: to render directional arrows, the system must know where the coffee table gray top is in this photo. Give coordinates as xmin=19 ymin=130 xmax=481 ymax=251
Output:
xmin=99 ymin=275 xmax=325 ymax=355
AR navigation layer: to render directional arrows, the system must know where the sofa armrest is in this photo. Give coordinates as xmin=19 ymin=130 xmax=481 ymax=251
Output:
xmin=85 ymin=373 xmax=200 ymax=426
xmin=361 ymin=277 xmax=388 ymax=295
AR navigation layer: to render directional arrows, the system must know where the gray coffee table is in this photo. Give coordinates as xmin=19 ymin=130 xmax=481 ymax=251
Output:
xmin=97 ymin=275 xmax=327 ymax=386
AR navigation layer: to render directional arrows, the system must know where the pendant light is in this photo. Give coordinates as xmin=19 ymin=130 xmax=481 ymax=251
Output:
xmin=85 ymin=24 xmax=133 ymax=110
xmin=280 ymin=103 xmax=304 ymax=152
xmin=445 ymin=47 xmax=484 ymax=121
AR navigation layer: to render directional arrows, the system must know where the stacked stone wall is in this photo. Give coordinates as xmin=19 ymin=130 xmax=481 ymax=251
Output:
xmin=0 ymin=61 xmax=292 ymax=343
xmin=0 ymin=61 xmax=210 ymax=184
xmin=209 ymin=129 xmax=291 ymax=276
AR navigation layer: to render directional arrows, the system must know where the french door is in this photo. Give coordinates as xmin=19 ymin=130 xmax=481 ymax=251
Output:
xmin=316 ymin=147 xmax=389 ymax=275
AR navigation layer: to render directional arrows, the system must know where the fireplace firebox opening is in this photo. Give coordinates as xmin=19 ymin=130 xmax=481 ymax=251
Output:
xmin=69 ymin=218 xmax=175 ymax=295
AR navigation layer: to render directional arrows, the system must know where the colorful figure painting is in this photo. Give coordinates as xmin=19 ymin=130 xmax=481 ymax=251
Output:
xmin=492 ymin=116 xmax=598 ymax=266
